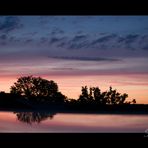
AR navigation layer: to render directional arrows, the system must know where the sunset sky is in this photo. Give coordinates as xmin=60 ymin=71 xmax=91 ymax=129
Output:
xmin=0 ymin=16 xmax=148 ymax=104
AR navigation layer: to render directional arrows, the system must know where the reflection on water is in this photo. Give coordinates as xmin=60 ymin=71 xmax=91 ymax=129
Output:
xmin=0 ymin=111 xmax=148 ymax=132
xmin=14 ymin=112 xmax=56 ymax=124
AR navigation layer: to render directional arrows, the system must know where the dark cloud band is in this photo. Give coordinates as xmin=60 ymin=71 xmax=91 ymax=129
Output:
xmin=50 ymin=56 xmax=120 ymax=62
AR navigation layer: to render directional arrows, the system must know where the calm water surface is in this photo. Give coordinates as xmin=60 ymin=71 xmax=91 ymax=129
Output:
xmin=0 ymin=111 xmax=148 ymax=133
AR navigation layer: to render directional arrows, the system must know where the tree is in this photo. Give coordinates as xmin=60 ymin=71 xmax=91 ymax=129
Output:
xmin=132 ymin=99 xmax=136 ymax=104
xmin=0 ymin=91 xmax=6 ymax=97
xmin=88 ymin=87 xmax=93 ymax=102
xmin=119 ymin=93 xmax=128 ymax=104
xmin=51 ymin=92 xmax=67 ymax=104
xmin=78 ymin=86 xmax=89 ymax=103
xmin=93 ymin=87 xmax=101 ymax=104
xmin=78 ymin=85 xmax=135 ymax=105
xmin=78 ymin=86 xmax=94 ymax=104
xmin=105 ymin=86 xmax=128 ymax=105
xmin=10 ymin=75 xmax=64 ymax=103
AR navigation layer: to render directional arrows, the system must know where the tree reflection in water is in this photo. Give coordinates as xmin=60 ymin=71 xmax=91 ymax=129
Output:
xmin=14 ymin=112 xmax=56 ymax=124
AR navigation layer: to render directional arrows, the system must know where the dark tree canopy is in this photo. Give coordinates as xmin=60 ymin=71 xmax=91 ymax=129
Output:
xmin=10 ymin=76 xmax=66 ymax=103
xmin=78 ymin=86 xmax=136 ymax=105
xmin=10 ymin=76 xmax=58 ymax=97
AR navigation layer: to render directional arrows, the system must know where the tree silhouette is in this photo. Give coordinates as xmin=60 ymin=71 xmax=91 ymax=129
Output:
xmin=0 ymin=76 xmax=138 ymax=111
xmin=92 ymin=87 xmax=101 ymax=104
xmin=0 ymin=91 xmax=6 ymax=97
xmin=132 ymin=99 xmax=136 ymax=104
xmin=106 ymin=87 xmax=128 ymax=105
xmin=10 ymin=75 xmax=65 ymax=103
xmin=50 ymin=92 xmax=67 ymax=104
xmin=78 ymin=86 xmax=135 ymax=105
xmin=78 ymin=86 xmax=94 ymax=104
xmin=78 ymin=86 xmax=89 ymax=103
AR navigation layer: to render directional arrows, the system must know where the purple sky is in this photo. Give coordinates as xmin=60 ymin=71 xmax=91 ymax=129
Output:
xmin=0 ymin=16 xmax=148 ymax=103
xmin=0 ymin=16 xmax=148 ymax=76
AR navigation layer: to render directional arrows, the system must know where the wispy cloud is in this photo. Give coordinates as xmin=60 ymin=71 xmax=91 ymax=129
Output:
xmin=51 ymin=68 xmax=76 ymax=70
xmin=49 ymin=37 xmax=65 ymax=45
xmin=71 ymin=35 xmax=87 ymax=42
xmin=0 ymin=16 xmax=148 ymax=59
xmin=0 ymin=34 xmax=7 ymax=40
xmin=50 ymin=56 xmax=120 ymax=62
xmin=0 ymin=32 xmax=148 ymax=59
xmin=124 ymin=34 xmax=139 ymax=44
xmin=142 ymin=45 xmax=148 ymax=50
xmin=50 ymin=27 xmax=64 ymax=35
xmin=91 ymin=34 xmax=117 ymax=44
xmin=0 ymin=16 xmax=23 ymax=33
xmin=46 ymin=33 xmax=148 ymax=51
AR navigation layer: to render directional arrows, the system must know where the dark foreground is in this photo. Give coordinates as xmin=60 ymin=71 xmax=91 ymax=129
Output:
xmin=0 ymin=103 xmax=148 ymax=115
xmin=0 ymin=94 xmax=148 ymax=114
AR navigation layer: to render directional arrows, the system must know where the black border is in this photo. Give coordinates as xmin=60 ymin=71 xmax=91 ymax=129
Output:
xmin=0 ymin=133 xmax=148 ymax=146
xmin=0 ymin=0 xmax=148 ymax=15
xmin=0 ymin=0 xmax=148 ymax=146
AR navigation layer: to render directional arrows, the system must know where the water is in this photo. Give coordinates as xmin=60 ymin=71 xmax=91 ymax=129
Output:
xmin=0 ymin=111 xmax=148 ymax=133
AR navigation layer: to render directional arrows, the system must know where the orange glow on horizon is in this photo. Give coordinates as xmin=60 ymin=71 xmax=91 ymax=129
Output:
xmin=0 ymin=74 xmax=148 ymax=104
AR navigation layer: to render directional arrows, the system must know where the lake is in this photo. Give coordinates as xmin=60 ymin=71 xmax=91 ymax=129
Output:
xmin=0 ymin=111 xmax=148 ymax=133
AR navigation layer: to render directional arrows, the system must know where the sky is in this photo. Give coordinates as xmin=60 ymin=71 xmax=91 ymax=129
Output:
xmin=0 ymin=16 xmax=148 ymax=104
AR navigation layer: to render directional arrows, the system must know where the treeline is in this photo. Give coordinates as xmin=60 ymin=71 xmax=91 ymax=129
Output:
xmin=77 ymin=86 xmax=136 ymax=105
xmin=0 ymin=75 xmax=136 ymax=109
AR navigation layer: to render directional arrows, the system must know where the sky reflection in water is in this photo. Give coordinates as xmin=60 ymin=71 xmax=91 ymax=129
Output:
xmin=0 ymin=112 xmax=148 ymax=133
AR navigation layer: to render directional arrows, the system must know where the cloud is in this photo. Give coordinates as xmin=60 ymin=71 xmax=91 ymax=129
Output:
xmin=63 ymin=33 xmax=148 ymax=51
xmin=50 ymin=27 xmax=64 ymax=35
xmin=0 ymin=29 xmax=148 ymax=56
xmin=112 ymin=81 xmax=148 ymax=86
xmin=71 ymin=35 xmax=87 ymax=42
xmin=49 ymin=37 xmax=65 ymax=45
xmin=70 ymin=16 xmax=98 ymax=24
xmin=118 ymin=34 xmax=139 ymax=43
xmin=92 ymin=34 xmax=117 ymax=44
xmin=142 ymin=45 xmax=148 ymax=50
xmin=124 ymin=34 xmax=139 ymax=44
xmin=50 ymin=56 xmax=120 ymax=62
xmin=68 ymin=41 xmax=89 ymax=50
xmin=31 ymin=33 xmax=148 ymax=52
xmin=24 ymin=39 xmax=34 ymax=43
xmin=117 ymin=36 xmax=125 ymax=43
xmin=51 ymin=68 xmax=76 ymax=70
xmin=0 ymin=34 xmax=8 ymax=46
xmin=0 ymin=34 xmax=7 ymax=40
xmin=60 ymin=34 xmax=118 ymax=50
xmin=49 ymin=38 xmax=60 ymax=44
xmin=0 ymin=16 xmax=23 ymax=33
xmin=39 ymin=16 xmax=66 ymax=23
xmin=57 ymin=42 xmax=67 ymax=48
xmin=63 ymin=34 xmax=89 ymax=49
xmin=76 ymin=30 xmax=84 ymax=34
xmin=23 ymin=31 xmax=38 ymax=37
xmin=40 ymin=37 xmax=48 ymax=43
xmin=116 ymin=34 xmax=141 ymax=51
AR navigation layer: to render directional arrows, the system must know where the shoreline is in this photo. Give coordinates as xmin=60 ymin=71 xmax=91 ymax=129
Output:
xmin=0 ymin=107 xmax=148 ymax=115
